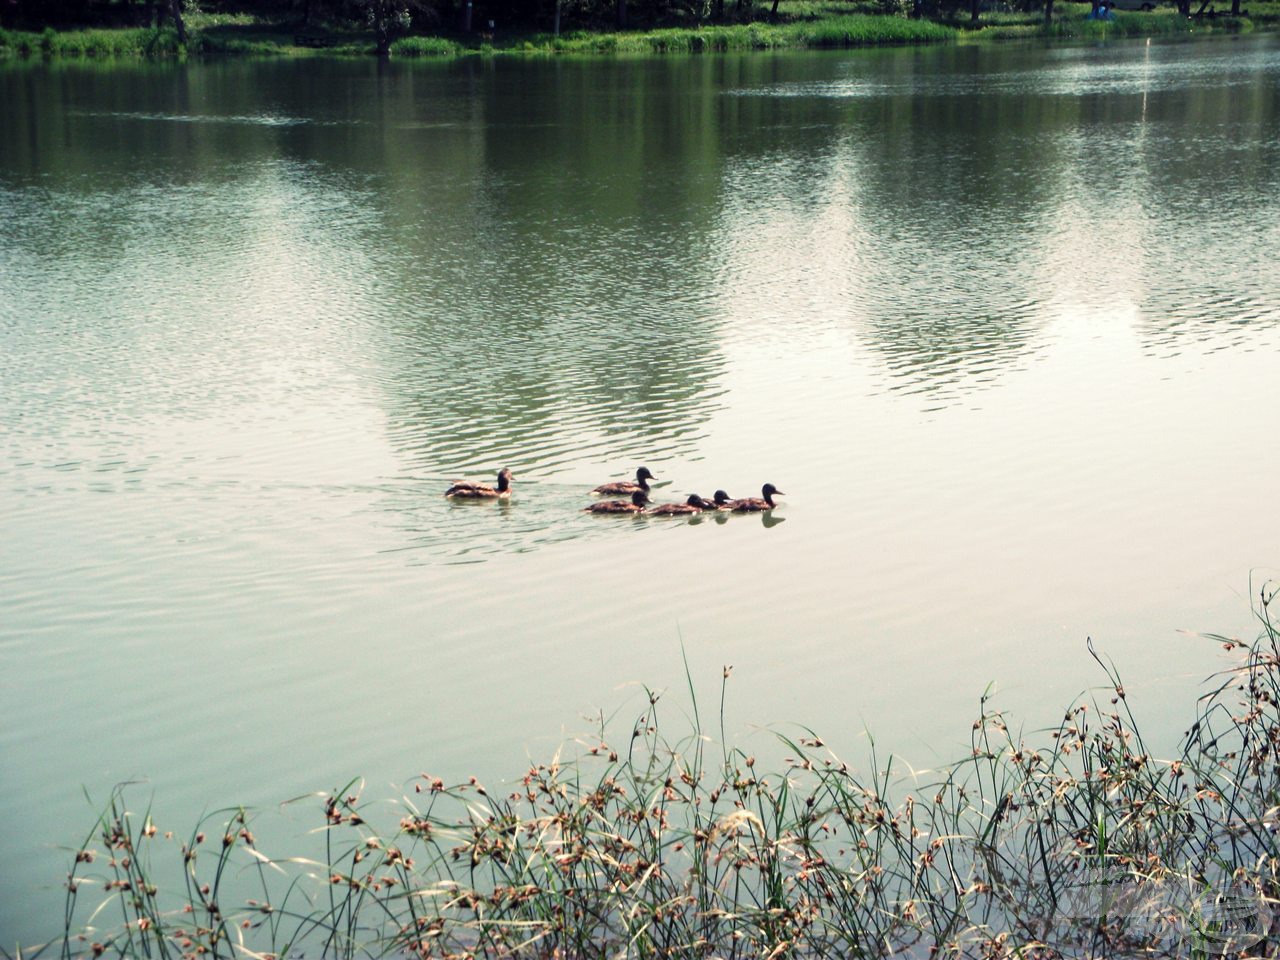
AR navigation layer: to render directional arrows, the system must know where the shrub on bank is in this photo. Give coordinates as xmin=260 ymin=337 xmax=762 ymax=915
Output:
xmin=797 ymin=12 xmax=956 ymax=43
xmin=391 ymin=34 xmax=464 ymax=56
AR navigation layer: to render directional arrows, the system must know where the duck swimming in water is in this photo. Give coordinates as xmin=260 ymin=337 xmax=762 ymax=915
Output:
xmin=445 ymin=468 xmax=513 ymax=499
xmin=728 ymin=484 xmax=784 ymax=512
xmin=592 ymin=466 xmax=657 ymax=497
xmin=649 ymin=494 xmax=717 ymax=516
xmin=584 ymin=490 xmax=649 ymax=514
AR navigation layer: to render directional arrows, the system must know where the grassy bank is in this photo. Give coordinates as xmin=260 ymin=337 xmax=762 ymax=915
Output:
xmin=392 ymin=15 xmax=956 ymax=56
xmin=2 ymin=1 xmax=1274 ymax=60
xmin=40 ymin=584 xmax=1280 ymax=958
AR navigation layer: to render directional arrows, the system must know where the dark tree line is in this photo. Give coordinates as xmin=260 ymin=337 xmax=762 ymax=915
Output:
xmin=1 ymin=0 xmax=772 ymax=36
xmin=4 ymin=0 xmax=186 ymax=35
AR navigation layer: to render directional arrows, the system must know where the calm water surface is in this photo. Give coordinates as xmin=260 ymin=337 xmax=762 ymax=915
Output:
xmin=2 ymin=36 xmax=1279 ymax=943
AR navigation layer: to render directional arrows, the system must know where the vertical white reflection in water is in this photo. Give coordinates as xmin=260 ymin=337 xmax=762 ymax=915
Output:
xmin=713 ymin=132 xmax=870 ymax=344
xmin=701 ymin=125 xmax=876 ymax=489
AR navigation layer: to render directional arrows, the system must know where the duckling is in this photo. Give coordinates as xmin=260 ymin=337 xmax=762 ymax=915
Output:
xmin=728 ymin=483 xmax=784 ymax=512
xmin=592 ymin=466 xmax=657 ymax=497
xmin=649 ymin=494 xmax=716 ymax=516
xmin=445 ymin=468 xmax=513 ymax=499
xmin=584 ymin=490 xmax=649 ymax=514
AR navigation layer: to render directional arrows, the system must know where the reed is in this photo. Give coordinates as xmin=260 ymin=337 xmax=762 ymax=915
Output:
xmin=42 ymin=582 xmax=1280 ymax=958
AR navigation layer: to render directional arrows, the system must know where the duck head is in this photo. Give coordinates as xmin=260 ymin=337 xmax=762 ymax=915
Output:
xmin=762 ymin=483 xmax=784 ymax=504
xmin=497 ymin=468 xmax=514 ymax=492
xmin=631 ymin=490 xmax=650 ymax=508
xmin=636 ymin=466 xmax=657 ymax=483
xmin=712 ymin=489 xmax=731 ymax=506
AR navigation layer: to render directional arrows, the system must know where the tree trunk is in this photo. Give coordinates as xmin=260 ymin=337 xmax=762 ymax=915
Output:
xmin=616 ymin=0 xmax=626 ymax=28
xmin=1230 ymin=0 xmax=1240 ymax=13
xmin=553 ymin=0 xmax=560 ymax=34
xmin=970 ymin=0 xmax=979 ymax=22
xmin=169 ymin=0 xmax=186 ymax=42
xmin=770 ymin=0 xmax=779 ymax=17
xmin=1043 ymin=0 xmax=1053 ymax=22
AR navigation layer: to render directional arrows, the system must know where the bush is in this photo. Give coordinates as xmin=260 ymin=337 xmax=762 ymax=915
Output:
xmin=390 ymin=34 xmax=462 ymax=55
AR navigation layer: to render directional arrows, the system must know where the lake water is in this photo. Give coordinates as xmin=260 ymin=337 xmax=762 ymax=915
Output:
xmin=2 ymin=36 xmax=1278 ymax=946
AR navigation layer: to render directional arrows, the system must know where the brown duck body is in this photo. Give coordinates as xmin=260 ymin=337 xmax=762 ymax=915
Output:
xmin=584 ymin=491 xmax=649 ymax=514
xmin=649 ymin=494 xmax=715 ymax=516
xmin=728 ymin=484 xmax=784 ymax=512
xmin=445 ymin=468 xmax=513 ymax=499
xmin=592 ymin=466 xmax=657 ymax=497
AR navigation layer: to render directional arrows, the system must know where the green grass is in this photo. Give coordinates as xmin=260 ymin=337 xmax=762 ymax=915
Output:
xmin=39 ymin=583 xmax=1280 ymax=958
xmin=1042 ymin=4 xmax=1253 ymax=36
xmin=391 ymin=35 xmax=467 ymax=57
xmin=419 ymin=15 xmax=956 ymax=55
xmin=0 ymin=26 xmax=183 ymax=58
xmin=962 ymin=0 xmax=1263 ymax=38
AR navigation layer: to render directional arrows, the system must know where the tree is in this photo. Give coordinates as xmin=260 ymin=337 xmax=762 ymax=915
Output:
xmin=355 ymin=0 xmax=426 ymax=55
xmin=168 ymin=0 xmax=186 ymax=43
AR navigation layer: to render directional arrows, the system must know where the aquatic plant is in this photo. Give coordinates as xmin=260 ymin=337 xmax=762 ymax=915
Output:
xmin=41 ymin=582 xmax=1280 ymax=958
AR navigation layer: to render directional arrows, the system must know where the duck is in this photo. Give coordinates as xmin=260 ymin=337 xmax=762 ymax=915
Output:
xmin=649 ymin=494 xmax=717 ymax=516
xmin=592 ymin=466 xmax=657 ymax=497
xmin=584 ymin=490 xmax=649 ymax=514
xmin=445 ymin=468 xmax=513 ymax=499
xmin=709 ymin=490 xmax=733 ymax=509
xmin=727 ymin=483 xmax=784 ymax=512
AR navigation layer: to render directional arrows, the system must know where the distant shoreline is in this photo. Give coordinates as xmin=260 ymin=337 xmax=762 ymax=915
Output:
xmin=1 ymin=3 xmax=1272 ymax=61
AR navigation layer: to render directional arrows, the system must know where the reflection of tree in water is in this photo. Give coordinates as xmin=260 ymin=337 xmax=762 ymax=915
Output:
xmin=704 ymin=46 xmax=1067 ymax=403
xmin=844 ymin=49 xmax=1068 ymax=399
xmin=362 ymin=57 xmax=735 ymax=478
xmin=1129 ymin=70 xmax=1280 ymax=357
